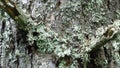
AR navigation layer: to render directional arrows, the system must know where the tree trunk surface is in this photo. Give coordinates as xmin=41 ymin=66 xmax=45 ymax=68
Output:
xmin=1 ymin=0 xmax=120 ymax=68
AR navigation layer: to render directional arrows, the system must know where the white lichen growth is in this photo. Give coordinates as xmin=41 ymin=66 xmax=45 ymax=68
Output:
xmin=96 ymin=26 xmax=105 ymax=37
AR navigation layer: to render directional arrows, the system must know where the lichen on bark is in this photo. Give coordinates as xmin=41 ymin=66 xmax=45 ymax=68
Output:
xmin=1 ymin=0 xmax=120 ymax=68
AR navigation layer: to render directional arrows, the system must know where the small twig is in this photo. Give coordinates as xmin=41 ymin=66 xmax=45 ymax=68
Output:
xmin=0 ymin=0 xmax=27 ymax=30
xmin=88 ymin=29 xmax=119 ymax=53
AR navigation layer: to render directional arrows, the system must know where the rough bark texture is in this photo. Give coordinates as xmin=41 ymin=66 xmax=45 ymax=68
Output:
xmin=1 ymin=0 xmax=120 ymax=68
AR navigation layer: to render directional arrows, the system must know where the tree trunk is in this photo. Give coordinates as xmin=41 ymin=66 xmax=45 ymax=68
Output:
xmin=1 ymin=0 xmax=120 ymax=68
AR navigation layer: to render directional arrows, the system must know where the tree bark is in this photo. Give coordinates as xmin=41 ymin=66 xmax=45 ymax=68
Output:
xmin=1 ymin=0 xmax=120 ymax=68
